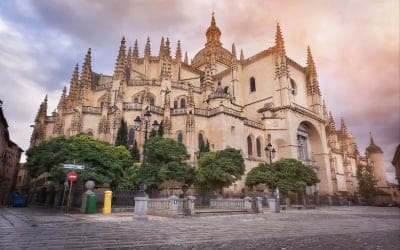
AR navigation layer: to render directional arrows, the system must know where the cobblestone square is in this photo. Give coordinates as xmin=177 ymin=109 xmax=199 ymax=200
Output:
xmin=1 ymin=206 xmax=399 ymax=249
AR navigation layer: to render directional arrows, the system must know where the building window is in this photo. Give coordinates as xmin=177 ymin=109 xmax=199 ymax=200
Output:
xmin=149 ymin=97 xmax=155 ymax=106
xmin=128 ymin=128 xmax=135 ymax=146
xmin=297 ymin=123 xmax=309 ymax=160
xmin=247 ymin=136 xmax=253 ymax=156
xmin=133 ymin=97 xmax=139 ymax=104
xmin=256 ymin=138 xmax=261 ymax=157
xmin=180 ymin=98 xmax=186 ymax=108
xmin=178 ymin=132 xmax=183 ymax=143
xmin=290 ymin=78 xmax=297 ymax=95
xmin=250 ymin=77 xmax=256 ymax=92
xmin=224 ymin=86 xmax=229 ymax=94
xmin=174 ymin=100 xmax=178 ymax=109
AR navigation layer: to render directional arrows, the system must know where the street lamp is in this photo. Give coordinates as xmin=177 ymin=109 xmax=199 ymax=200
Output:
xmin=134 ymin=110 xmax=159 ymax=197
xmin=265 ymin=142 xmax=276 ymax=164
xmin=265 ymin=142 xmax=280 ymax=213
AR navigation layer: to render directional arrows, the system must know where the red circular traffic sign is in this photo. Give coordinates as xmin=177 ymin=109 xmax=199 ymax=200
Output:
xmin=67 ymin=172 xmax=78 ymax=182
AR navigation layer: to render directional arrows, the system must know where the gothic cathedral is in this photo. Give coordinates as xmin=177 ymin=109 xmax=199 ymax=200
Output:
xmin=30 ymin=14 xmax=387 ymax=198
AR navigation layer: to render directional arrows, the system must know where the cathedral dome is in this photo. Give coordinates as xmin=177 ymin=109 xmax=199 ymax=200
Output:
xmin=191 ymin=13 xmax=233 ymax=69
xmin=366 ymin=133 xmax=383 ymax=154
xmin=192 ymin=46 xmax=233 ymax=68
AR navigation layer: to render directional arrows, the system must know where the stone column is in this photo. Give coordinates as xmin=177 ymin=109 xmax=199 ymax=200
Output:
xmin=187 ymin=196 xmax=196 ymax=215
xmin=243 ymin=196 xmax=252 ymax=212
xmin=134 ymin=196 xmax=149 ymax=220
xmin=268 ymin=198 xmax=280 ymax=213
xmin=255 ymin=197 xmax=263 ymax=213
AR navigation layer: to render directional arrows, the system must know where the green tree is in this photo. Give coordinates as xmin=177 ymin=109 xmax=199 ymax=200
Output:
xmin=26 ymin=134 xmax=133 ymax=186
xmin=245 ymin=158 xmax=319 ymax=193
xmin=145 ymin=137 xmax=194 ymax=192
xmin=115 ymin=118 xmax=128 ymax=147
xmin=196 ymin=147 xmax=245 ymax=194
xmin=130 ymin=139 xmax=141 ymax=163
xmin=357 ymin=163 xmax=378 ymax=202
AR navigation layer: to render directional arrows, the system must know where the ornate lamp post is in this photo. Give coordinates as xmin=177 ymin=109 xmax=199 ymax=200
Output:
xmin=133 ymin=110 xmax=159 ymax=219
xmin=133 ymin=110 xmax=159 ymax=197
xmin=265 ymin=142 xmax=280 ymax=213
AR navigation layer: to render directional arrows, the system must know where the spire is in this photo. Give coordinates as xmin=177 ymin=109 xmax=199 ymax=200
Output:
xmin=68 ymin=63 xmax=79 ymax=107
xmin=35 ymin=95 xmax=48 ymax=122
xmin=340 ymin=117 xmax=347 ymax=132
xmin=275 ymin=23 xmax=286 ymax=55
xmin=80 ymin=48 xmax=92 ymax=105
xmin=231 ymin=43 xmax=237 ymax=59
xmin=126 ymin=46 xmax=132 ymax=68
xmin=80 ymin=48 xmax=92 ymax=89
xmin=327 ymin=112 xmax=336 ymax=131
xmin=240 ymin=49 xmax=244 ymax=61
xmin=165 ymin=37 xmax=171 ymax=57
xmin=113 ymin=37 xmax=127 ymax=80
xmin=306 ymin=46 xmax=321 ymax=96
xmin=274 ymin=23 xmax=290 ymax=80
xmin=133 ymin=39 xmax=139 ymax=59
xmin=184 ymin=51 xmax=188 ymax=64
xmin=159 ymin=37 xmax=165 ymax=58
xmin=370 ymin=132 xmax=375 ymax=145
xmin=126 ymin=46 xmax=132 ymax=81
xmin=144 ymin=37 xmax=151 ymax=58
xmin=307 ymin=46 xmax=317 ymax=77
xmin=57 ymin=86 xmax=67 ymax=111
xmin=175 ymin=40 xmax=182 ymax=62
xmin=206 ymin=12 xmax=222 ymax=46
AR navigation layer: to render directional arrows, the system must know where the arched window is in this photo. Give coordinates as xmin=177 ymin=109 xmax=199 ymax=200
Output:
xmin=87 ymin=131 xmax=93 ymax=137
xmin=256 ymin=138 xmax=261 ymax=157
xmin=149 ymin=97 xmax=155 ymax=106
xmin=128 ymin=128 xmax=135 ymax=146
xmin=250 ymin=77 xmax=256 ymax=92
xmin=247 ymin=136 xmax=253 ymax=156
xmin=178 ymin=132 xmax=183 ymax=143
xmin=180 ymin=98 xmax=186 ymax=108
xmin=174 ymin=100 xmax=178 ymax=109
xmin=198 ymin=133 xmax=205 ymax=151
xmin=297 ymin=123 xmax=309 ymax=160
xmin=133 ymin=97 xmax=139 ymax=104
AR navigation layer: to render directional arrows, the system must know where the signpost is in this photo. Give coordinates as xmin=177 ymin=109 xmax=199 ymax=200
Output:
xmin=66 ymin=171 xmax=78 ymax=213
xmin=62 ymin=163 xmax=84 ymax=213
xmin=63 ymin=164 xmax=85 ymax=170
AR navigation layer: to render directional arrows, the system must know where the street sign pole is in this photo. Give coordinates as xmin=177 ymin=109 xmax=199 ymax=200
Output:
xmin=66 ymin=180 xmax=73 ymax=213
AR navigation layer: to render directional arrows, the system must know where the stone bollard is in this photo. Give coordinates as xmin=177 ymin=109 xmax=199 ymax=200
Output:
xmin=169 ymin=195 xmax=179 ymax=217
xmin=243 ymin=196 xmax=252 ymax=212
xmin=80 ymin=180 xmax=95 ymax=213
xmin=187 ymin=196 xmax=196 ymax=215
xmin=103 ymin=190 xmax=112 ymax=214
xmin=255 ymin=197 xmax=263 ymax=213
xmin=268 ymin=198 xmax=280 ymax=213
xmin=134 ymin=195 xmax=149 ymax=220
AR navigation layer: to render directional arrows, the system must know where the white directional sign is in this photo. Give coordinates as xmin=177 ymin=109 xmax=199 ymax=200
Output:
xmin=63 ymin=164 xmax=85 ymax=170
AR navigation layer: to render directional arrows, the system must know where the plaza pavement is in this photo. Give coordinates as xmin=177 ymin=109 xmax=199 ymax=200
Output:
xmin=0 ymin=206 xmax=399 ymax=249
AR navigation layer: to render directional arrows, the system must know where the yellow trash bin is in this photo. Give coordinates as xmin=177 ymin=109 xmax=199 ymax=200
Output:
xmin=103 ymin=190 xmax=112 ymax=214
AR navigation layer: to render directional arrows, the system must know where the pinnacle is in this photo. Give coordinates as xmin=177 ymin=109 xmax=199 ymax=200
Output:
xmin=232 ymin=43 xmax=237 ymax=59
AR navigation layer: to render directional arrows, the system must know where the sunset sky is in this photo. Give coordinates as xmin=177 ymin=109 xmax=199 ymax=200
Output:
xmin=0 ymin=0 xmax=399 ymax=183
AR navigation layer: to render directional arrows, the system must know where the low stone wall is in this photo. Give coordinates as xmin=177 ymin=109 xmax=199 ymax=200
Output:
xmin=210 ymin=197 xmax=253 ymax=212
xmin=147 ymin=195 xmax=196 ymax=217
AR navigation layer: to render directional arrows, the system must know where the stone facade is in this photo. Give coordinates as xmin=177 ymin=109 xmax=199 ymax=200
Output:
xmin=30 ymin=14 xmax=388 ymax=197
xmin=0 ymin=101 xmax=23 ymax=205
